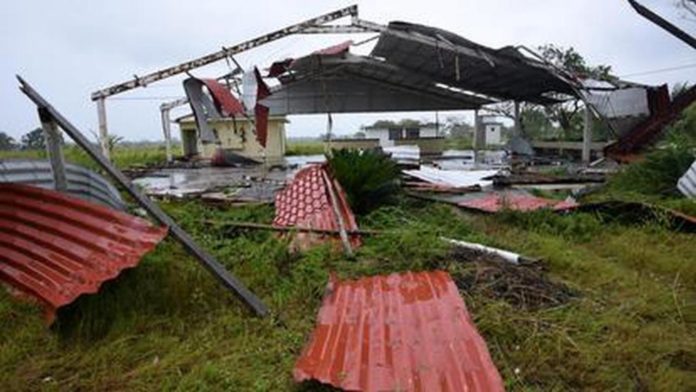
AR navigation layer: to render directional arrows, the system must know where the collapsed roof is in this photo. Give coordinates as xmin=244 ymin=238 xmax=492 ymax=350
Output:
xmin=261 ymin=21 xmax=579 ymax=115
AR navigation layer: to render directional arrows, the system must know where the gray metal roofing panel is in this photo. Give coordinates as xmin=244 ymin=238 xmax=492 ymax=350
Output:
xmin=370 ymin=21 xmax=576 ymax=104
xmin=0 ymin=159 xmax=125 ymax=210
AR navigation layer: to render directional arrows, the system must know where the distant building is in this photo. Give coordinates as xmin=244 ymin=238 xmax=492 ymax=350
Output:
xmin=177 ymin=115 xmax=288 ymax=164
xmin=478 ymin=116 xmax=504 ymax=146
xmin=363 ymin=123 xmax=439 ymax=147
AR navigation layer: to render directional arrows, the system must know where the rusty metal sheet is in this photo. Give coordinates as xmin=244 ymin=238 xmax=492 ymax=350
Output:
xmin=200 ymin=78 xmax=245 ymax=117
xmin=0 ymin=183 xmax=167 ymax=323
xmin=458 ymin=192 xmax=578 ymax=213
xmin=294 ymin=270 xmax=504 ymax=391
xmin=273 ymin=164 xmax=361 ymax=250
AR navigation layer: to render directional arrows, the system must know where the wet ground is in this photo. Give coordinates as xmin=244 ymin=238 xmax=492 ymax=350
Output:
xmin=132 ymin=155 xmax=326 ymax=202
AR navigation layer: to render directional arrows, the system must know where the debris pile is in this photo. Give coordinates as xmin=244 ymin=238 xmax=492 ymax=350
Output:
xmin=449 ymin=247 xmax=576 ymax=310
xmin=273 ymin=164 xmax=361 ymax=251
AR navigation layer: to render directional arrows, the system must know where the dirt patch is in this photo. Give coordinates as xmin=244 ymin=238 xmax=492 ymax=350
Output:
xmin=449 ymin=248 xmax=577 ymax=309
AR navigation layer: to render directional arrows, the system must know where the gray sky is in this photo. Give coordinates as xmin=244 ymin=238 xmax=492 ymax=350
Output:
xmin=1 ymin=0 xmax=694 ymax=142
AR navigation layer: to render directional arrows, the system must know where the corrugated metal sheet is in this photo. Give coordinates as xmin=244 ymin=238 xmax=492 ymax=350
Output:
xmin=0 ymin=159 xmax=124 ymax=210
xmin=403 ymin=167 xmax=499 ymax=188
xmin=678 ymin=160 xmax=696 ymax=198
xmin=274 ymin=164 xmax=361 ymax=250
xmin=0 ymin=183 xmax=167 ymax=323
xmin=458 ymin=192 xmax=578 ymax=213
xmin=294 ymin=270 xmax=504 ymax=392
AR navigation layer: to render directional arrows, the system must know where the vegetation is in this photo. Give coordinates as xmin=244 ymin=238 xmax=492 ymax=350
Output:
xmin=326 ymin=149 xmax=400 ymax=215
xmin=285 ymin=139 xmax=324 ymax=156
xmin=1 ymin=190 xmax=695 ymax=390
xmin=0 ymin=144 xmax=167 ymax=171
xmin=1 ymin=134 xmax=695 ymax=390
xmin=600 ymin=103 xmax=696 ymax=204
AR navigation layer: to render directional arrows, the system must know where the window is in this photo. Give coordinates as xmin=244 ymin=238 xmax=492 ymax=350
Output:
xmin=405 ymin=127 xmax=420 ymax=139
xmin=388 ymin=128 xmax=402 ymax=140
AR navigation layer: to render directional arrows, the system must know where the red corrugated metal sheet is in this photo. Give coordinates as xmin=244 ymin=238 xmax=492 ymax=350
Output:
xmin=312 ymin=40 xmax=353 ymax=56
xmin=458 ymin=192 xmax=578 ymax=213
xmin=274 ymin=164 xmax=361 ymax=250
xmin=200 ymin=78 xmax=245 ymax=117
xmin=0 ymin=183 xmax=167 ymax=323
xmin=294 ymin=270 xmax=504 ymax=392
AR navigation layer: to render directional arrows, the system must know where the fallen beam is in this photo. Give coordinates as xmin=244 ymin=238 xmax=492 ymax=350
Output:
xmin=628 ymin=0 xmax=696 ymax=50
xmin=19 ymin=76 xmax=269 ymax=317
xmin=206 ymin=220 xmax=380 ymax=236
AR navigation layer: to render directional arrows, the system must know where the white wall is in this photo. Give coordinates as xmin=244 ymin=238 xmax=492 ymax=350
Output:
xmin=485 ymin=124 xmax=502 ymax=145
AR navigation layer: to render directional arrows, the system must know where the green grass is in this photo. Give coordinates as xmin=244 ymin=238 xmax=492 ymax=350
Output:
xmin=0 ymin=145 xmax=167 ymax=171
xmin=2 ymin=146 xmax=696 ymax=390
xmin=1 ymin=196 xmax=695 ymax=391
xmin=285 ymin=141 xmax=324 ymax=156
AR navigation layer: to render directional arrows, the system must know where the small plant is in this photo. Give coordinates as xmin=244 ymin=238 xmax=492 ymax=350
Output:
xmin=326 ymin=149 xmax=400 ymax=215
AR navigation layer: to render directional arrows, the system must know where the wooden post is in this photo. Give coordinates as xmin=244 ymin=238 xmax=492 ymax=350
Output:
xmin=582 ymin=106 xmax=593 ymax=164
xmin=38 ymin=108 xmax=67 ymax=192
xmin=321 ymin=170 xmax=353 ymax=258
xmin=96 ymin=98 xmax=110 ymax=161
xmin=160 ymin=107 xmax=173 ymax=163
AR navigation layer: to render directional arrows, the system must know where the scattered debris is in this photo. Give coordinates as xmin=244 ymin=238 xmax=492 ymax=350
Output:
xmin=383 ymin=145 xmax=420 ymax=167
xmin=443 ymin=237 xmax=537 ymax=264
xmin=577 ymin=200 xmax=696 ymax=232
xmin=294 ymin=270 xmax=504 ymax=391
xmin=403 ymin=166 xmax=498 ymax=189
xmin=457 ymin=191 xmax=578 ymax=213
xmin=0 ymin=183 xmax=167 ymax=323
xmin=678 ymin=160 xmax=696 ymax=198
xmin=490 ymin=171 xmax=605 ymax=186
xmin=208 ymin=220 xmax=380 ymax=236
xmin=451 ymin=253 xmax=576 ymax=310
xmin=0 ymin=159 xmax=125 ymax=210
xmin=273 ymin=164 xmax=361 ymax=252
xmin=133 ymin=167 xmax=285 ymax=204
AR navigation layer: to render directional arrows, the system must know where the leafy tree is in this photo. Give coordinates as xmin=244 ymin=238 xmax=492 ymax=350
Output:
xmin=0 ymin=132 xmax=17 ymax=150
xmin=21 ymin=127 xmax=46 ymax=150
xmin=486 ymin=44 xmax=615 ymax=141
xmin=353 ymin=131 xmax=366 ymax=139
xmin=443 ymin=116 xmax=473 ymax=138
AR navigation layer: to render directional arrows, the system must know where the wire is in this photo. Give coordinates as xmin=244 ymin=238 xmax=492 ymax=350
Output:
xmin=619 ymin=62 xmax=696 ymax=78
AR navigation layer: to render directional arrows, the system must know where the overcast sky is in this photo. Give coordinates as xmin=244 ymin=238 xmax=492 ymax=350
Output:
xmin=2 ymin=0 xmax=694 ymax=142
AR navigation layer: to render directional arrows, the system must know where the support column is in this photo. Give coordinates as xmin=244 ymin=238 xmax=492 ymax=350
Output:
xmin=96 ymin=98 xmax=110 ymax=161
xmin=38 ymin=108 xmax=67 ymax=192
xmin=161 ymin=107 xmax=173 ymax=163
xmin=513 ymin=101 xmax=521 ymax=137
xmin=473 ymin=110 xmax=484 ymax=165
xmin=582 ymin=106 xmax=593 ymax=164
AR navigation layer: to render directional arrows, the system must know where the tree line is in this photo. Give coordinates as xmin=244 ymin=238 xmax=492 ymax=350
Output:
xmin=0 ymin=128 xmax=59 ymax=151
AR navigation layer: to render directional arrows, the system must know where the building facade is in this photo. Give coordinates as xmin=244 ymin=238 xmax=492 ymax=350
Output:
xmin=178 ymin=115 xmax=287 ymax=164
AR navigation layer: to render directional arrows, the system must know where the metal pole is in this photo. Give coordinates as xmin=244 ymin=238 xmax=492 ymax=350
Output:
xmin=38 ymin=107 xmax=67 ymax=192
xmin=513 ymin=101 xmax=521 ymax=137
xmin=90 ymin=5 xmax=360 ymax=101
xmin=582 ymin=106 xmax=593 ymax=164
xmin=161 ymin=107 xmax=173 ymax=163
xmin=96 ymin=98 xmax=110 ymax=160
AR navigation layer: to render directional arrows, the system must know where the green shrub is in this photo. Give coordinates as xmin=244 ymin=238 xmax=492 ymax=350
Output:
xmin=607 ymin=104 xmax=695 ymax=197
xmin=326 ymin=149 xmax=400 ymax=215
